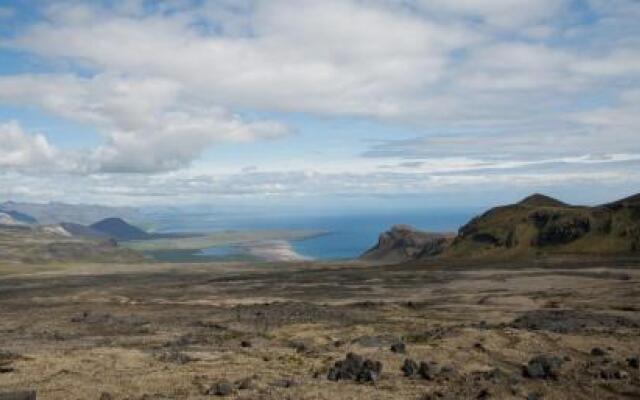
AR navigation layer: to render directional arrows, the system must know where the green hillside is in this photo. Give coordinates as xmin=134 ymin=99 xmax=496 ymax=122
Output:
xmin=443 ymin=193 xmax=640 ymax=259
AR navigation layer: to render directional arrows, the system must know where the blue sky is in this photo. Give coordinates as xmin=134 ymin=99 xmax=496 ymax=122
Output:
xmin=0 ymin=0 xmax=638 ymax=209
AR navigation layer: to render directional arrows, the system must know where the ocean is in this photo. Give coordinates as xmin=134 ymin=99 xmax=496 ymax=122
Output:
xmin=146 ymin=209 xmax=478 ymax=261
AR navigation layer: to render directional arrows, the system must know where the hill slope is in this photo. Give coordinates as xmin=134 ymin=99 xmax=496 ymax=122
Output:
xmin=0 ymin=213 xmax=20 ymax=226
xmin=364 ymin=193 xmax=640 ymax=262
xmin=0 ymin=224 xmax=144 ymax=264
xmin=445 ymin=193 xmax=640 ymax=258
xmin=90 ymin=218 xmax=151 ymax=241
xmin=0 ymin=210 xmax=38 ymax=224
xmin=60 ymin=222 xmax=111 ymax=240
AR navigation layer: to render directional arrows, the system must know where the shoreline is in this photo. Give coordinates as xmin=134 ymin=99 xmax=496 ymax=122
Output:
xmin=244 ymin=240 xmax=313 ymax=262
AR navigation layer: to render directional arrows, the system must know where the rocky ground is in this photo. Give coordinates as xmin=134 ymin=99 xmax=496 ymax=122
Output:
xmin=0 ymin=258 xmax=639 ymax=399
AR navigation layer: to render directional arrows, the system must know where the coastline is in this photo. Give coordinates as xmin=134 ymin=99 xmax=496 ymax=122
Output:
xmin=245 ymin=240 xmax=312 ymax=262
xmin=135 ymin=230 xmax=328 ymax=262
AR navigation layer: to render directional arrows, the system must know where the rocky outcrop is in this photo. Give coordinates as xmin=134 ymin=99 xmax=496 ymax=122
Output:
xmin=327 ymin=353 xmax=383 ymax=383
xmin=361 ymin=225 xmax=452 ymax=263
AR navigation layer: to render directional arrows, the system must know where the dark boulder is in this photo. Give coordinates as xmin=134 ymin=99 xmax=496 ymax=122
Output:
xmin=401 ymin=358 xmax=419 ymax=377
xmin=599 ymin=368 xmax=628 ymax=380
xmin=476 ymin=388 xmax=490 ymax=399
xmin=327 ymin=353 xmax=382 ymax=383
xmin=390 ymin=342 xmax=406 ymax=354
xmin=523 ymin=355 xmax=563 ymax=380
xmin=290 ymin=341 xmax=308 ymax=353
xmin=210 ymin=381 xmax=233 ymax=396
xmin=418 ymin=361 xmax=441 ymax=380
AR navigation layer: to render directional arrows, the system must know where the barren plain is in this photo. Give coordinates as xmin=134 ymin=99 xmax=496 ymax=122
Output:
xmin=1 ymin=258 xmax=639 ymax=399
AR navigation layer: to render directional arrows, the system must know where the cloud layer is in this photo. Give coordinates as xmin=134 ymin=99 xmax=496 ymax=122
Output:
xmin=0 ymin=74 xmax=288 ymax=173
xmin=0 ymin=0 xmax=638 ymax=204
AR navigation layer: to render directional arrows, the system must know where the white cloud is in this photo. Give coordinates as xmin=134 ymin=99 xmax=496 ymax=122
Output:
xmin=6 ymin=1 xmax=476 ymax=118
xmin=0 ymin=121 xmax=59 ymax=170
xmin=92 ymin=111 xmax=288 ymax=173
xmin=3 ymin=1 xmax=637 ymax=125
xmin=0 ymin=74 xmax=288 ymax=173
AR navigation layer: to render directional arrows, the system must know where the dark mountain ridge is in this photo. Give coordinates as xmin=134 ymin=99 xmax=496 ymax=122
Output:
xmin=60 ymin=222 xmax=111 ymax=240
xmin=0 ymin=209 xmax=38 ymax=224
xmin=364 ymin=193 xmax=640 ymax=262
xmin=89 ymin=217 xmax=151 ymax=241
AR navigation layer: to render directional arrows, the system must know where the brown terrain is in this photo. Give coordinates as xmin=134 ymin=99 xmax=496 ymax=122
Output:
xmin=1 ymin=257 xmax=639 ymax=400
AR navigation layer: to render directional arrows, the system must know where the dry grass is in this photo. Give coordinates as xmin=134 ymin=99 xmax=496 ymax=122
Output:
xmin=1 ymin=259 xmax=639 ymax=399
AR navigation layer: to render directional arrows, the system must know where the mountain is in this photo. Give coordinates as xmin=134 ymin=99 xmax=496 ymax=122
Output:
xmin=0 ymin=210 xmax=38 ymax=226
xmin=60 ymin=222 xmax=111 ymax=240
xmin=602 ymin=193 xmax=640 ymax=208
xmin=89 ymin=218 xmax=151 ymax=241
xmin=517 ymin=193 xmax=568 ymax=208
xmin=364 ymin=193 xmax=640 ymax=262
xmin=445 ymin=193 xmax=640 ymax=258
xmin=0 ymin=213 xmax=20 ymax=226
xmin=0 ymin=201 xmax=140 ymax=225
xmin=0 ymin=224 xmax=144 ymax=264
xmin=2 ymin=210 xmax=37 ymax=224
xmin=361 ymin=225 xmax=453 ymax=263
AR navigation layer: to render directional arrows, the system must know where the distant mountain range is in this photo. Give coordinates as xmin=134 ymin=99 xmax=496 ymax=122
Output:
xmin=0 ymin=223 xmax=145 ymax=264
xmin=0 ymin=198 xmax=193 ymax=245
xmin=1 ymin=210 xmax=38 ymax=224
xmin=0 ymin=200 xmax=152 ymax=242
xmin=0 ymin=201 xmax=140 ymax=225
xmin=63 ymin=217 xmax=189 ymax=242
xmin=364 ymin=193 xmax=640 ymax=262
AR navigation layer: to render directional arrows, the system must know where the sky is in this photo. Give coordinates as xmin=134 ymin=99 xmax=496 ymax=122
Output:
xmin=0 ymin=0 xmax=638 ymax=210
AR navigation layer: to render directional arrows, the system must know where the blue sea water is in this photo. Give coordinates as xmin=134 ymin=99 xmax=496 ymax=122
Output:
xmin=284 ymin=212 xmax=474 ymax=260
xmin=147 ymin=209 xmax=477 ymax=261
